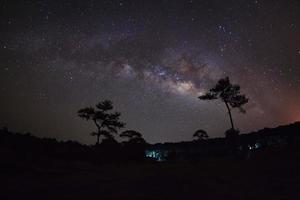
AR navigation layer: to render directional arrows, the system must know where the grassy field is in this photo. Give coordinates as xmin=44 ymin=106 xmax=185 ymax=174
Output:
xmin=1 ymin=149 xmax=300 ymax=200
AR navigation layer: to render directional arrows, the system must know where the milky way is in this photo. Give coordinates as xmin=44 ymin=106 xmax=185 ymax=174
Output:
xmin=0 ymin=0 xmax=300 ymax=143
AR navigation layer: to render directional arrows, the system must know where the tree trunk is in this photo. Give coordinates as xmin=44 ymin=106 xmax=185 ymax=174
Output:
xmin=96 ymin=134 xmax=100 ymax=145
xmin=225 ymin=102 xmax=234 ymax=130
xmin=93 ymin=119 xmax=101 ymax=145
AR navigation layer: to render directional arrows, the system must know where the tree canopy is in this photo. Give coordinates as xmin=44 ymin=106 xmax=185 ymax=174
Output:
xmin=78 ymin=100 xmax=125 ymax=145
xmin=120 ymin=130 xmax=146 ymax=144
xmin=199 ymin=77 xmax=248 ymax=131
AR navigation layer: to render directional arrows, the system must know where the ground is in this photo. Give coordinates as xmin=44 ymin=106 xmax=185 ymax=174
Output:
xmin=1 ymin=149 xmax=300 ymax=200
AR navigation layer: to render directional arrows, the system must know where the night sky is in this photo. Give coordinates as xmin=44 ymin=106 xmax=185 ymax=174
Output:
xmin=1 ymin=0 xmax=300 ymax=144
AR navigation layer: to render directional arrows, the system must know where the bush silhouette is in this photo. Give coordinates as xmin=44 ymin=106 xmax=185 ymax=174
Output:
xmin=120 ymin=130 xmax=146 ymax=144
xmin=120 ymin=130 xmax=146 ymax=161
xmin=193 ymin=129 xmax=209 ymax=141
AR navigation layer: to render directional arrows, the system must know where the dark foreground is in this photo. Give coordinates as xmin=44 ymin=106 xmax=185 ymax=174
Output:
xmin=1 ymin=148 xmax=300 ymax=200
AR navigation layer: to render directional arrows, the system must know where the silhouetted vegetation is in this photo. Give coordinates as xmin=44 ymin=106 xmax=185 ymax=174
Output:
xmin=199 ymin=77 xmax=248 ymax=131
xmin=2 ymin=97 xmax=299 ymax=166
xmin=0 ymin=97 xmax=298 ymax=199
xmin=2 ymin=121 xmax=300 ymax=164
xmin=2 ymin=121 xmax=300 ymax=199
xmin=120 ymin=130 xmax=146 ymax=161
xmin=199 ymin=77 xmax=248 ymax=156
xmin=121 ymin=130 xmax=146 ymax=144
xmin=145 ymin=122 xmax=300 ymax=161
xmin=78 ymin=100 xmax=125 ymax=145
xmin=193 ymin=129 xmax=209 ymax=141
xmin=0 ymin=127 xmax=92 ymax=167
xmin=76 ymin=100 xmax=149 ymax=162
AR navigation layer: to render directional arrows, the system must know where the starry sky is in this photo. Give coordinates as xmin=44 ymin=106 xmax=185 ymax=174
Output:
xmin=1 ymin=0 xmax=300 ymax=144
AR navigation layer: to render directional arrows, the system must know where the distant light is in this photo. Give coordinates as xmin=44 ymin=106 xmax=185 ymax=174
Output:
xmin=248 ymin=143 xmax=261 ymax=150
xmin=145 ymin=150 xmax=165 ymax=161
xmin=255 ymin=143 xmax=261 ymax=149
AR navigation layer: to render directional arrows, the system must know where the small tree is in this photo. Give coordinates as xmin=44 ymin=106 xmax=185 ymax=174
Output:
xmin=193 ymin=129 xmax=209 ymax=141
xmin=199 ymin=77 xmax=248 ymax=131
xmin=120 ymin=130 xmax=146 ymax=161
xmin=78 ymin=100 xmax=125 ymax=145
xmin=120 ymin=130 xmax=146 ymax=144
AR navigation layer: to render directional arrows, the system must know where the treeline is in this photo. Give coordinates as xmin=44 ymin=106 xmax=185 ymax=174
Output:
xmin=0 ymin=127 xmax=147 ymax=168
xmin=147 ymin=122 xmax=300 ymax=161
xmin=1 ymin=121 xmax=300 ymax=166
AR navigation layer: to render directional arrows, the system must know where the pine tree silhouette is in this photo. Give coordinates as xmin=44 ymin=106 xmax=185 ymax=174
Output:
xmin=78 ymin=100 xmax=125 ymax=145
